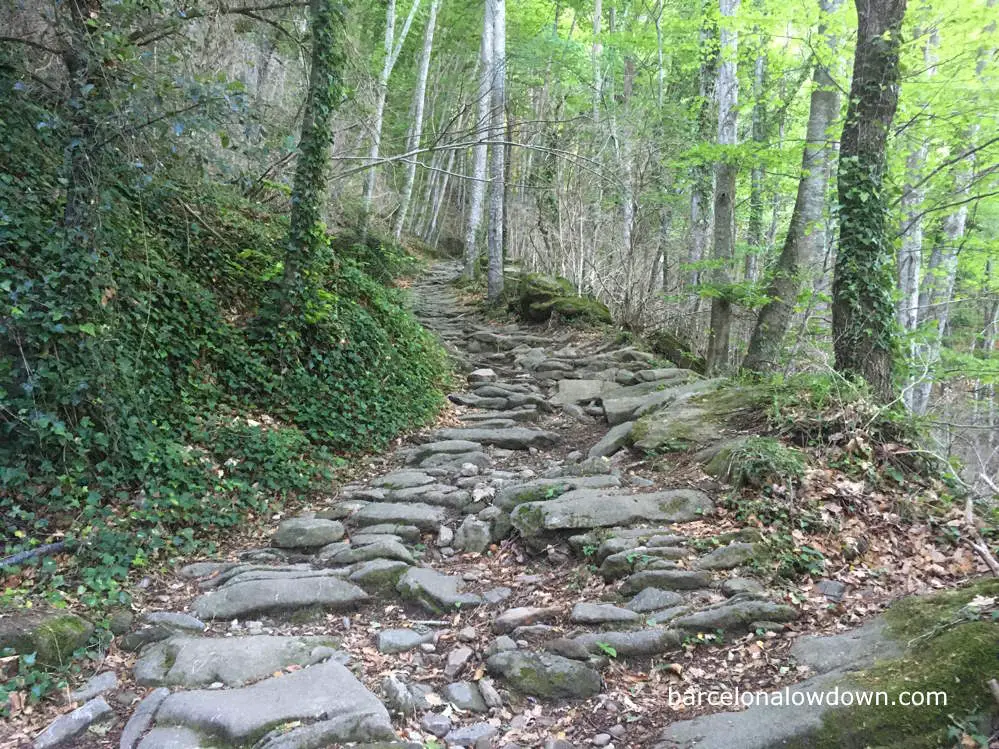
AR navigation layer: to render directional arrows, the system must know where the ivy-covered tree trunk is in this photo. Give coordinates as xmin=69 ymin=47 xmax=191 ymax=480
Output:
xmin=742 ymin=0 xmax=841 ymax=372
xmin=831 ymin=0 xmax=906 ymax=402
xmin=283 ymin=0 xmax=345 ymax=305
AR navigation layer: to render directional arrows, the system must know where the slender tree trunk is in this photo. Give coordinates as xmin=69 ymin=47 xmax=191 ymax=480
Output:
xmin=831 ymin=0 xmax=907 ymax=401
xmin=592 ymin=0 xmax=602 ymax=123
xmin=486 ymin=0 xmax=506 ymax=302
xmin=283 ymin=0 xmax=346 ymax=304
xmin=688 ymin=3 xmax=717 ymax=306
xmin=745 ymin=45 xmax=766 ymax=283
xmin=705 ymin=0 xmax=739 ymax=373
xmin=361 ymin=0 xmax=421 ymax=227
xmin=394 ymin=0 xmax=442 ymax=241
xmin=464 ymin=0 xmax=494 ymax=278
xmin=742 ymin=0 xmax=842 ymax=372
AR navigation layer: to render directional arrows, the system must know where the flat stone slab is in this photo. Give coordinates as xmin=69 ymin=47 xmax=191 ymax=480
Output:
xmin=486 ymin=650 xmax=601 ymax=699
xmin=350 ymin=501 xmax=446 ymax=530
xmin=551 ymin=379 xmax=622 ymax=405
xmin=693 ymin=542 xmax=761 ymax=570
xmin=570 ymin=603 xmax=640 ymax=624
xmin=672 ymin=600 xmax=798 ymax=633
xmin=371 ymin=470 xmax=435 ymax=489
xmin=396 ymin=567 xmax=483 ymax=613
xmin=134 ymin=635 xmax=341 ymax=687
xmin=141 ymin=660 xmax=395 ymax=747
xmin=34 ymin=696 xmax=112 ymax=749
xmin=435 ymin=427 xmax=560 ymax=450
xmin=627 ymin=588 xmax=686 ymax=612
xmin=271 ymin=518 xmax=345 ymax=549
xmin=190 ymin=571 xmax=368 ymax=620
xmin=620 ymin=570 xmax=713 ymax=595
xmin=378 ymin=628 xmax=434 ymax=654
xmin=603 ymin=379 xmax=719 ymax=426
xmin=406 ymin=440 xmax=482 ymax=465
xmin=572 ymin=628 xmax=682 ymax=657
xmin=494 ymin=606 xmax=561 ymax=634
xmin=510 ymin=489 xmax=713 ymax=536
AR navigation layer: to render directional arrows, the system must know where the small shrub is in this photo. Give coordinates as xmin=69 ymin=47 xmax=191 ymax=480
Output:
xmin=716 ymin=436 xmax=806 ymax=489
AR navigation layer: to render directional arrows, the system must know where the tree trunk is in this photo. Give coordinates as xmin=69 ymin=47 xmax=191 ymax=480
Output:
xmin=742 ymin=0 xmax=842 ymax=372
xmin=393 ymin=0 xmax=442 ymax=241
xmin=705 ymin=0 xmax=739 ymax=373
xmin=486 ymin=0 xmax=506 ymax=302
xmin=688 ymin=2 xmax=717 ymax=308
xmin=831 ymin=0 xmax=907 ymax=402
xmin=283 ymin=0 xmax=346 ymax=304
xmin=745 ymin=46 xmax=766 ymax=283
xmin=361 ymin=0 xmax=421 ymax=227
xmin=463 ymin=0 xmax=494 ymax=278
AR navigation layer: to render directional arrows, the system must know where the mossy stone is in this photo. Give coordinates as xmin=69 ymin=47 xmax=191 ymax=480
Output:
xmin=0 ymin=609 xmax=94 ymax=666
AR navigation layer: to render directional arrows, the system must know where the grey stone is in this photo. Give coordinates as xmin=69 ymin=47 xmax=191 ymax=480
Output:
xmin=592 ymin=733 xmax=613 ymax=747
xmin=789 ymin=618 xmax=902 ymax=674
xmin=599 ymin=546 xmax=687 ymax=580
xmin=120 ymin=687 xmax=169 ymax=749
xmin=693 ymin=543 xmax=761 ymax=570
xmin=457 ymin=626 xmax=478 ymax=642
xmin=360 ymin=523 xmax=421 ymax=542
xmin=68 ymin=671 xmax=117 ymax=704
xmin=551 ymin=379 xmax=622 ymax=405
xmin=445 ymin=722 xmax=498 ymax=747
xmin=146 ymin=660 xmax=394 ymax=746
xmin=372 ymin=470 xmax=435 ymax=489
xmin=396 ymin=568 xmax=483 ymax=613
xmin=437 ymin=526 xmax=454 ymax=547
xmin=816 ymin=579 xmax=848 ymax=602
xmin=478 ymin=677 xmax=503 ymax=708
xmin=136 ymin=726 xmax=204 ymax=749
xmin=134 ymin=635 xmax=341 ymax=687
xmin=190 ymin=571 xmax=368 ymax=620
xmin=627 ymin=588 xmax=685 ymax=613
xmin=348 ymin=559 xmax=410 ymax=592
xmin=387 ymin=484 xmax=472 ymax=510
xmin=635 ymin=368 xmax=689 ymax=383
xmin=0 ymin=610 xmax=93 ymax=667
xmin=569 ymin=603 xmax=640 ymax=625
xmin=443 ymin=681 xmax=487 ymax=713
xmin=33 ymin=697 xmax=112 ymax=749
xmin=271 ymin=518 xmax=345 ymax=549
xmin=468 ymin=368 xmax=497 ymax=383
xmin=721 ymin=577 xmax=766 ymax=597
xmin=620 ymin=570 xmax=712 ymax=595
xmin=602 ymin=379 xmax=711 ymax=425
xmin=407 ymin=440 xmax=482 ymax=465
xmin=444 ymin=646 xmax=474 ymax=678
xmin=572 ymin=629 xmax=682 ymax=657
xmin=486 ymin=650 xmax=601 ymax=699
xmin=325 ymin=539 xmax=415 ymax=566
xmin=435 ymin=427 xmax=560 ymax=450
xmin=382 ymin=674 xmax=417 ymax=714
xmin=511 ymin=489 xmax=713 ymax=536
xmin=495 ymin=475 xmax=621 ymax=511
xmin=142 ymin=612 xmax=205 ymax=632
xmin=588 ymin=421 xmax=635 ymax=459
xmin=455 ymin=517 xmax=492 ymax=553
xmin=317 ymin=500 xmax=370 ymax=520
xmin=486 ymin=635 xmax=518 ymax=656
xmin=483 ymin=587 xmax=512 ymax=605
xmin=421 ymin=712 xmax=452 ymax=737
xmin=177 ymin=562 xmax=234 ymax=579
xmin=378 ymin=628 xmax=434 ymax=654
xmin=351 ymin=502 xmax=446 ymax=530
xmin=672 ymin=600 xmax=797 ymax=633
xmin=494 ymin=606 xmax=560 ymax=634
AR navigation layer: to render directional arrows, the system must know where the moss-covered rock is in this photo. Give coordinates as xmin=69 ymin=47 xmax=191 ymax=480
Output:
xmin=0 ymin=609 xmax=94 ymax=666
xmin=506 ymin=272 xmax=611 ymax=325
xmin=645 ymin=329 xmax=706 ymax=374
xmin=485 ymin=650 xmax=601 ymax=699
xmin=704 ymin=436 xmax=806 ymax=488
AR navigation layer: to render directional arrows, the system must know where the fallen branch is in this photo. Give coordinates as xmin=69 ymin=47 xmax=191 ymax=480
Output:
xmin=963 ymin=497 xmax=999 ymax=577
xmin=0 ymin=542 xmax=68 ymax=569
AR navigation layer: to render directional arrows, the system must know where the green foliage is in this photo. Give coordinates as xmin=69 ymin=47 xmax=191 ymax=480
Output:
xmin=714 ymin=436 xmax=806 ymax=489
xmin=0 ymin=81 xmax=447 ymax=607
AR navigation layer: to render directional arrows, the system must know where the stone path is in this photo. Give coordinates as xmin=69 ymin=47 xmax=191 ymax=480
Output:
xmin=43 ymin=262 xmax=819 ymax=748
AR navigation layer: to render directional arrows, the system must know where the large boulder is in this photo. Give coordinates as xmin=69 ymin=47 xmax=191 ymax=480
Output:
xmin=631 ymin=385 xmax=766 ymax=453
xmin=602 ymin=378 xmax=717 ymax=426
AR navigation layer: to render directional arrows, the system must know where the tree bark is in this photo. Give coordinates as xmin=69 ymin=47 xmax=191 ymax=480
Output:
xmin=283 ymin=0 xmax=345 ymax=304
xmin=705 ymin=0 xmax=739 ymax=373
xmin=688 ymin=3 xmax=717 ymax=303
xmin=361 ymin=0 xmax=421 ymax=227
xmin=463 ymin=0 xmax=494 ymax=278
xmin=393 ymin=0 xmax=442 ymax=241
xmin=831 ymin=0 xmax=907 ymax=402
xmin=486 ymin=0 xmax=506 ymax=302
xmin=742 ymin=0 xmax=842 ymax=372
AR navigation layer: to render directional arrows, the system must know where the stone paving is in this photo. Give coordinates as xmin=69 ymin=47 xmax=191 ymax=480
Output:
xmin=38 ymin=262 xmax=831 ymax=749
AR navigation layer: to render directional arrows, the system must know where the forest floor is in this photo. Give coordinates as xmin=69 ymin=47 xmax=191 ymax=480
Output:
xmin=6 ymin=261 xmax=990 ymax=749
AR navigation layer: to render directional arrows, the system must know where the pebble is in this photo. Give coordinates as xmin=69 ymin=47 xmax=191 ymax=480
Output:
xmin=458 ymin=626 xmax=478 ymax=642
xmin=592 ymin=734 xmax=613 ymax=747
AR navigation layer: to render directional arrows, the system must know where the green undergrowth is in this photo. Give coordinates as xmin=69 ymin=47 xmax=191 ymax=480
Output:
xmin=0 ymin=90 xmax=448 ymax=611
